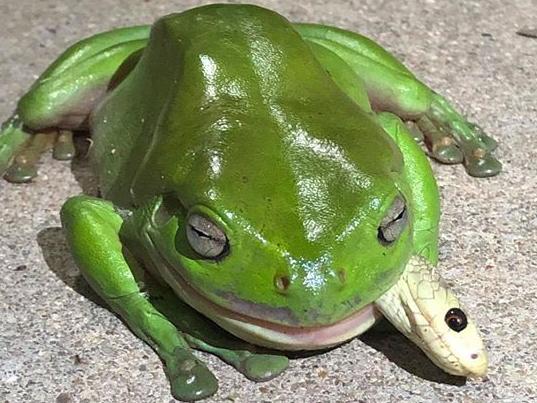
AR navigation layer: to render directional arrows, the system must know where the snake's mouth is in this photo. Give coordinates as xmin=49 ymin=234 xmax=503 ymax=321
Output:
xmin=155 ymin=254 xmax=381 ymax=350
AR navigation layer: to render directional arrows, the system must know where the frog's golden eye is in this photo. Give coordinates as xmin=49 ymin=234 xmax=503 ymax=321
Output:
xmin=378 ymin=196 xmax=407 ymax=245
xmin=186 ymin=214 xmax=229 ymax=259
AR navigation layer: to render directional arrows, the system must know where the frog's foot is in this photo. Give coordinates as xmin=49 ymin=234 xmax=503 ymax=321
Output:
xmin=1 ymin=118 xmax=76 ymax=183
xmin=166 ymin=347 xmax=218 ymax=401
xmin=52 ymin=129 xmax=76 ymax=160
xmin=413 ymin=94 xmax=501 ymax=177
xmin=0 ymin=116 xmax=31 ymax=179
xmin=295 ymin=23 xmax=501 ymax=177
xmin=185 ymin=334 xmax=289 ymax=382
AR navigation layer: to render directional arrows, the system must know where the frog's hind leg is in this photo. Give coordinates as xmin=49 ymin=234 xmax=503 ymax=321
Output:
xmin=1 ymin=25 xmax=150 ymax=182
xmin=295 ymin=23 xmax=501 ymax=177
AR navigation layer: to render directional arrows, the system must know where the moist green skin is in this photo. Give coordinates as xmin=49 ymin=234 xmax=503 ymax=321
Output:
xmin=0 ymin=4 xmax=499 ymax=401
xmin=91 ymin=8 xmax=413 ymax=327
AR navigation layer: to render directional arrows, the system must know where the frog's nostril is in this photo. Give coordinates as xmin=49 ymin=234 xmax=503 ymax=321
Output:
xmin=471 ymin=353 xmax=479 ymax=360
xmin=274 ymin=275 xmax=290 ymax=293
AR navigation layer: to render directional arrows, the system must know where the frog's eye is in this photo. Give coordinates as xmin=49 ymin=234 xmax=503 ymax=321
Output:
xmin=445 ymin=307 xmax=468 ymax=332
xmin=186 ymin=214 xmax=229 ymax=259
xmin=378 ymin=196 xmax=407 ymax=245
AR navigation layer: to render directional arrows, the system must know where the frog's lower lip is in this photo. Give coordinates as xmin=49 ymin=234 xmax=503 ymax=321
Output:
xmin=158 ymin=256 xmax=381 ymax=350
xmin=209 ymin=301 xmax=382 ymax=350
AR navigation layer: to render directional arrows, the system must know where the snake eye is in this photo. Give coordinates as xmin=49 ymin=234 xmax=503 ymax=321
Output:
xmin=445 ymin=308 xmax=468 ymax=332
xmin=378 ymin=196 xmax=407 ymax=245
xmin=186 ymin=214 xmax=229 ymax=259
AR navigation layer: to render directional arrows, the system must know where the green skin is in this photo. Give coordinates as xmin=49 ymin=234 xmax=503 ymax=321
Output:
xmin=0 ymin=4 xmax=500 ymax=401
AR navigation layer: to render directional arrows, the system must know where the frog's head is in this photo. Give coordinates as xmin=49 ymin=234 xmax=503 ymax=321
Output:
xmin=142 ymin=99 xmax=420 ymax=350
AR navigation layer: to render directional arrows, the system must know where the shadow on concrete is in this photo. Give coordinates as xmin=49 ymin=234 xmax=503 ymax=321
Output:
xmin=37 ymin=227 xmax=108 ymax=309
xmin=69 ymin=134 xmax=99 ymax=196
xmin=360 ymin=319 xmax=466 ymax=386
xmin=36 ymin=226 xmax=282 ymax=356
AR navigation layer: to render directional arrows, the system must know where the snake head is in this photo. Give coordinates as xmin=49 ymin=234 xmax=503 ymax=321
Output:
xmin=375 ymin=256 xmax=488 ymax=378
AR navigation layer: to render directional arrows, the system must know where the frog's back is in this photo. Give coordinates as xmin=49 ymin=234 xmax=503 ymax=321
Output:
xmin=91 ymin=4 xmax=308 ymax=205
xmin=91 ymin=4 xmax=401 ymax=221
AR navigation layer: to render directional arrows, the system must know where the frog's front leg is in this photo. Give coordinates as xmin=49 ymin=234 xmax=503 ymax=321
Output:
xmin=61 ymin=195 xmax=288 ymax=400
xmin=1 ymin=26 xmax=150 ymax=182
xmin=149 ymin=283 xmax=289 ymax=382
xmin=295 ymin=23 xmax=501 ymax=177
xmin=60 ymin=195 xmax=217 ymax=401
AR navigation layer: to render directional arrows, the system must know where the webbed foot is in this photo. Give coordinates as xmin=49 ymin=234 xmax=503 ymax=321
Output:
xmin=52 ymin=129 xmax=76 ymax=160
xmin=0 ymin=116 xmax=77 ymax=183
xmin=238 ymin=352 xmax=289 ymax=381
xmin=184 ymin=334 xmax=289 ymax=382
xmin=0 ymin=116 xmax=31 ymax=179
xmin=166 ymin=348 xmax=218 ymax=401
xmin=413 ymin=94 xmax=501 ymax=177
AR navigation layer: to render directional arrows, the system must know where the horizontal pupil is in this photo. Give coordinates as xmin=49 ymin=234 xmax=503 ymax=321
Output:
xmin=190 ymin=225 xmax=211 ymax=239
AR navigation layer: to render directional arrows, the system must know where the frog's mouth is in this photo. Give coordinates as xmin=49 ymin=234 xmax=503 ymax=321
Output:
xmin=157 ymin=254 xmax=381 ymax=350
xmin=207 ymin=299 xmax=381 ymax=351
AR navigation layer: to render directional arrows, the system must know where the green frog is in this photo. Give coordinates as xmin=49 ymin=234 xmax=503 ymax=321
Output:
xmin=0 ymin=4 xmax=499 ymax=401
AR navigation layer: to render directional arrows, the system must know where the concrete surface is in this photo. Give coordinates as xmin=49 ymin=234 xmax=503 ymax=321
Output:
xmin=1 ymin=0 xmax=536 ymax=402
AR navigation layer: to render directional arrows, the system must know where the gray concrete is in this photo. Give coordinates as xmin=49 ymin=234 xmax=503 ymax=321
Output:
xmin=1 ymin=0 xmax=536 ymax=402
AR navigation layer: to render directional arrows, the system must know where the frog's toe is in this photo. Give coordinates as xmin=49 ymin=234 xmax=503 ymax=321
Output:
xmin=416 ymin=93 xmax=502 ymax=177
xmin=405 ymin=121 xmax=424 ymax=142
xmin=2 ymin=128 xmax=73 ymax=183
xmin=470 ymin=123 xmax=499 ymax=152
xmin=4 ymin=154 xmax=39 ymax=183
xmin=3 ymin=130 xmax=56 ymax=183
xmin=416 ymin=115 xmax=463 ymax=165
xmin=168 ymin=348 xmax=218 ymax=401
xmin=52 ymin=130 xmax=76 ymax=160
xmin=430 ymin=136 xmax=464 ymax=164
xmin=240 ymin=354 xmax=289 ymax=382
xmin=464 ymin=149 xmax=502 ymax=177
xmin=479 ymin=134 xmax=499 ymax=152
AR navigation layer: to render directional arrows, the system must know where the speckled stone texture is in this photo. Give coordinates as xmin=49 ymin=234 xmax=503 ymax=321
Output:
xmin=1 ymin=0 xmax=536 ymax=402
